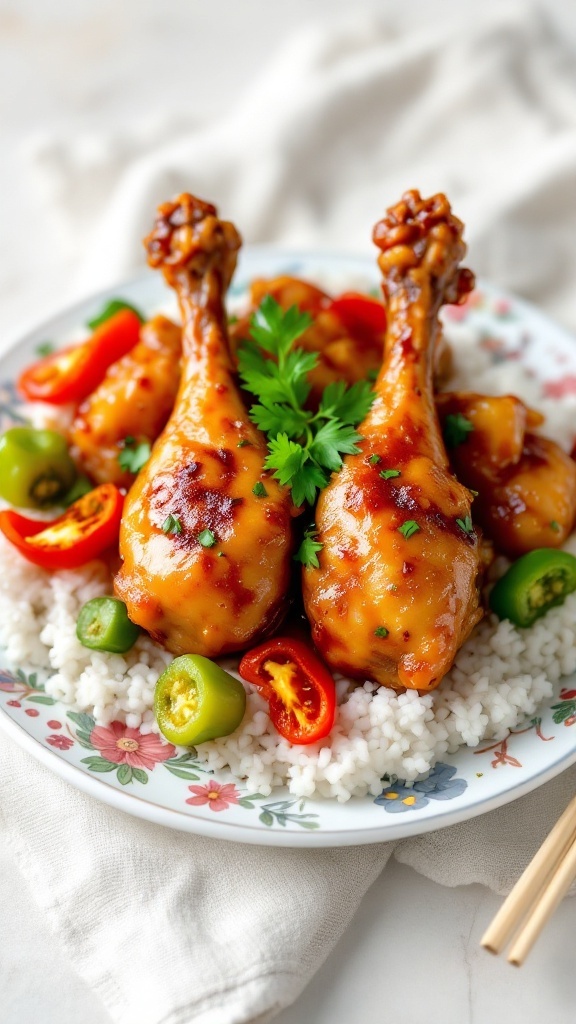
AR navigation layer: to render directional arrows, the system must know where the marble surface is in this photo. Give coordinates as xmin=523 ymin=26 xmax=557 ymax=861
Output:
xmin=2 ymin=2 xmax=576 ymax=1022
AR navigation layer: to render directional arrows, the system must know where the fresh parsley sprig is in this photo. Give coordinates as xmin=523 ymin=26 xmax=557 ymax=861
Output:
xmin=118 ymin=438 xmax=151 ymax=474
xmin=238 ymin=296 xmax=375 ymax=507
xmin=294 ymin=526 xmax=324 ymax=569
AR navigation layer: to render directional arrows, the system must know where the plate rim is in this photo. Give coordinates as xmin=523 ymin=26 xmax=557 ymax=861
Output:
xmin=2 ymin=248 xmax=576 ymax=847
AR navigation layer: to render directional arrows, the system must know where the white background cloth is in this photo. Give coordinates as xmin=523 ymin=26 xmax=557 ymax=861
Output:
xmin=2 ymin=3 xmax=576 ymax=1023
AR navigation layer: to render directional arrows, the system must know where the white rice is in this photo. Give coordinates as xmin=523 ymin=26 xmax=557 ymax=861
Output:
xmin=2 ymin=311 xmax=576 ymax=801
xmin=1 ymin=515 xmax=575 ymax=802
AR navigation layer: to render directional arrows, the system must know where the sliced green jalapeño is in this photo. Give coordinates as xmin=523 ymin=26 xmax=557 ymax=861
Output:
xmin=0 ymin=427 xmax=76 ymax=509
xmin=77 ymin=597 xmax=140 ymax=653
xmin=489 ymin=549 xmax=576 ymax=628
xmin=154 ymin=654 xmax=246 ymax=746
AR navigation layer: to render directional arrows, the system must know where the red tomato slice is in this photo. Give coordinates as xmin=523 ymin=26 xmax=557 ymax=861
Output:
xmin=238 ymin=637 xmax=336 ymax=745
xmin=18 ymin=309 xmax=141 ymax=405
xmin=0 ymin=483 xmax=124 ymax=570
xmin=328 ymin=292 xmax=386 ymax=341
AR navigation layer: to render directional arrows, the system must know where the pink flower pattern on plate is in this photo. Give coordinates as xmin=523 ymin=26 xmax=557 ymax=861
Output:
xmin=46 ymin=734 xmax=74 ymax=751
xmin=186 ymin=781 xmax=241 ymax=812
xmin=90 ymin=721 xmax=175 ymax=770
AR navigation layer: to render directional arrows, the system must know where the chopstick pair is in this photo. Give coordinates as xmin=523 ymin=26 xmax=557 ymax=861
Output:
xmin=481 ymin=793 xmax=576 ymax=966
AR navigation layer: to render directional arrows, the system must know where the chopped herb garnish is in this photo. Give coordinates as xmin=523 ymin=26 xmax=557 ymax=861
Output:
xmin=237 ymin=439 xmax=251 ymax=448
xmin=374 ymin=626 xmax=389 ymax=638
xmin=218 ymin=551 xmax=226 ymax=558
xmin=444 ymin=413 xmax=474 ymax=448
xmin=237 ymin=296 xmax=375 ymax=506
xmin=252 ymin=481 xmax=267 ymax=497
xmin=550 ymin=520 xmax=561 ymax=532
xmin=162 ymin=514 xmax=182 ymax=536
xmin=368 ymin=454 xmax=382 ymax=466
xmin=470 ymin=489 xmax=479 ymax=497
xmin=118 ymin=439 xmax=151 ymax=474
xmin=456 ymin=515 xmax=474 ymax=535
xmin=87 ymin=298 xmax=144 ymax=331
xmin=197 ymin=529 xmax=216 ymax=548
xmin=366 ymin=368 xmax=378 ymax=382
xmin=228 ymin=314 xmax=239 ymax=326
xmin=380 ymin=469 xmax=401 ymax=480
xmin=398 ymin=520 xmax=420 ymax=539
xmin=35 ymin=341 xmax=55 ymax=357
xmin=294 ymin=526 xmax=324 ymax=569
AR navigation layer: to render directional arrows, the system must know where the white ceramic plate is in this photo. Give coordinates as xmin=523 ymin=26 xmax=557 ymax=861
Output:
xmin=2 ymin=248 xmax=576 ymax=847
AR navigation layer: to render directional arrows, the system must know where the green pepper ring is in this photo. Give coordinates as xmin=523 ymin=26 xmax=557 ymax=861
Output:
xmin=154 ymin=654 xmax=246 ymax=747
xmin=0 ymin=427 xmax=77 ymax=509
xmin=77 ymin=596 xmax=141 ymax=654
xmin=489 ymin=549 xmax=576 ymax=628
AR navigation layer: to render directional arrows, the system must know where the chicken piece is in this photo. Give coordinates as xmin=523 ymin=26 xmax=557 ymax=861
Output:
xmin=302 ymin=190 xmax=483 ymax=692
xmin=436 ymin=392 xmax=576 ymax=557
xmin=230 ymin=274 xmax=453 ymax=403
xmin=230 ymin=275 xmax=385 ymax=403
xmin=69 ymin=315 xmax=182 ymax=487
xmin=114 ymin=194 xmax=294 ymax=656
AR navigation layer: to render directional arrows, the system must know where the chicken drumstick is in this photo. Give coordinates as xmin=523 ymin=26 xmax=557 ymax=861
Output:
xmin=302 ymin=190 xmax=483 ymax=691
xmin=115 ymin=195 xmax=294 ymax=656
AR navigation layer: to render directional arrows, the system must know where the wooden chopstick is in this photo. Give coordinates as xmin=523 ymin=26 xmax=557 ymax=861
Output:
xmin=507 ymin=835 xmax=576 ymax=965
xmin=481 ymin=793 xmax=576 ymax=959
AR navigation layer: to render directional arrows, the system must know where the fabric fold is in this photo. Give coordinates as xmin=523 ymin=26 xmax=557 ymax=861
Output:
xmin=2 ymin=5 xmax=576 ymax=1023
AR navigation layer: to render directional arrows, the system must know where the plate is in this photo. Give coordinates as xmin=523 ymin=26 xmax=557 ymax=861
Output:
xmin=1 ymin=247 xmax=576 ymax=848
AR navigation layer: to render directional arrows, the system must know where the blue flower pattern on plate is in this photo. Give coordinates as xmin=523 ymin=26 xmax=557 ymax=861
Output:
xmin=375 ymin=762 xmax=467 ymax=813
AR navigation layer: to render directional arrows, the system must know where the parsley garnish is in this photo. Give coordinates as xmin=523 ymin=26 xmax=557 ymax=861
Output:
xmin=374 ymin=626 xmax=389 ymax=638
xmin=252 ymin=481 xmax=267 ymax=497
xmin=380 ymin=469 xmax=401 ymax=480
xmin=162 ymin=514 xmax=182 ymax=535
xmin=366 ymin=369 xmax=378 ymax=382
xmin=36 ymin=341 xmax=55 ymax=357
xmin=368 ymin=454 xmax=381 ymax=466
xmin=294 ymin=526 xmax=324 ymax=569
xmin=197 ymin=529 xmax=216 ymax=548
xmin=398 ymin=520 xmax=420 ymax=539
xmin=237 ymin=440 xmax=251 ymax=448
xmin=87 ymin=298 xmax=144 ymax=331
xmin=550 ymin=520 xmax=561 ymax=532
xmin=238 ymin=296 xmax=375 ymax=506
xmin=456 ymin=515 xmax=474 ymax=535
xmin=118 ymin=439 xmax=151 ymax=474
xmin=444 ymin=413 xmax=474 ymax=448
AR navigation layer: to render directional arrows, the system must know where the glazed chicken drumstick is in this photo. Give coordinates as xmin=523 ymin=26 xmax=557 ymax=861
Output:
xmin=115 ymin=195 xmax=294 ymax=656
xmin=303 ymin=190 xmax=483 ymax=691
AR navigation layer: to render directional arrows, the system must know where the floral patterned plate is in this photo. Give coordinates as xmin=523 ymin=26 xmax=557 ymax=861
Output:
xmin=1 ymin=249 xmax=576 ymax=847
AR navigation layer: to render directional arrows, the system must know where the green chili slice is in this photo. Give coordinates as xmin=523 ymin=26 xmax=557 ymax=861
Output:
xmin=77 ymin=597 xmax=140 ymax=653
xmin=0 ymin=427 xmax=76 ymax=509
xmin=154 ymin=654 xmax=246 ymax=746
xmin=489 ymin=549 xmax=576 ymax=628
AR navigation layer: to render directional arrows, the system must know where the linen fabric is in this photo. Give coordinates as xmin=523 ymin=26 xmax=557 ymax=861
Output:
xmin=2 ymin=6 xmax=576 ymax=1022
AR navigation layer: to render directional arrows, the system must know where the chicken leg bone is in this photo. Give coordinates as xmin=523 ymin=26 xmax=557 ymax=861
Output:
xmin=115 ymin=194 xmax=294 ymax=656
xmin=302 ymin=190 xmax=483 ymax=691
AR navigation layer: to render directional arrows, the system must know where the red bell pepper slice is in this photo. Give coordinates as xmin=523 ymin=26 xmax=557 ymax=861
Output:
xmin=328 ymin=292 xmax=386 ymax=341
xmin=18 ymin=309 xmax=141 ymax=405
xmin=238 ymin=637 xmax=336 ymax=745
xmin=0 ymin=483 xmax=124 ymax=570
